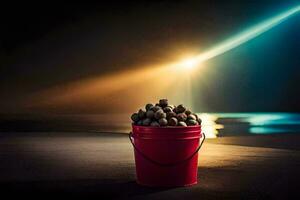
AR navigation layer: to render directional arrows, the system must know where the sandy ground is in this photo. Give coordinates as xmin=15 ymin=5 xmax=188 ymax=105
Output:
xmin=0 ymin=133 xmax=300 ymax=199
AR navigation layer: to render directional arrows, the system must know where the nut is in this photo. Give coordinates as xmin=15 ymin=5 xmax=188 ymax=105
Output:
xmin=187 ymin=114 xmax=197 ymax=121
xmin=146 ymin=110 xmax=155 ymax=119
xmin=154 ymin=110 xmax=166 ymax=120
xmin=193 ymin=114 xmax=202 ymax=124
xmin=185 ymin=110 xmax=192 ymax=115
xmin=166 ymin=111 xmax=177 ymax=119
xmin=138 ymin=109 xmax=146 ymax=119
xmin=131 ymin=113 xmax=139 ymax=122
xmin=168 ymin=117 xmax=178 ymax=126
xmin=159 ymin=118 xmax=168 ymax=126
xmin=163 ymin=106 xmax=173 ymax=113
xmin=172 ymin=106 xmax=177 ymax=113
xmin=178 ymin=121 xmax=187 ymax=127
xmin=176 ymin=104 xmax=186 ymax=113
xmin=186 ymin=119 xmax=198 ymax=126
xmin=145 ymin=103 xmax=154 ymax=111
xmin=150 ymin=121 xmax=160 ymax=127
xmin=159 ymin=99 xmax=168 ymax=108
xmin=197 ymin=118 xmax=202 ymax=125
xmin=142 ymin=118 xmax=151 ymax=126
xmin=168 ymin=105 xmax=175 ymax=109
xmin=177 ymin=113 xmax=187 ymax=121
xmin=151 ymin=106 xmax=162 ymax=112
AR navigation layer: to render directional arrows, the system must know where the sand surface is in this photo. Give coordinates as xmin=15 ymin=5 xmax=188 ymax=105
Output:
xmin=0 ymin=132 xmax=299 ymax=199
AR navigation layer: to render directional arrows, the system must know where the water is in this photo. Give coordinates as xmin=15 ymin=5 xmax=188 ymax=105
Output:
xmin=200 ymin=113 xmax=300 ymax=138
xmin=1 ymin=113 xmax=300 ymax=138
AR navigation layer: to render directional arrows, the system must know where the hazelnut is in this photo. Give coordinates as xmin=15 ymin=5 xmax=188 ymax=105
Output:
xmin=168 ymin=105 xmax=175 ymax=109
xmin=176 ymin=104 xmax=186 ymax=113
xmin=142 ymin=118 xmax=151 ymax=126
xmin=178 ymin=121 xmax=187 ymax=127
xmin=177 ymin=113 xmax=187 ymax=121
xmin=131 ymin=113 xmax=139 ymax=122
xmin=154 ymin=110 xmax=166 ymax=120
xmin=187 ymin=114 xmax=197 ymax=121
xmin=193 ymin=114 xmax=202 ymax=124
xmin=138 ymin=109 xmax=146 ymax=119
xmin=194 ymin=113 xmax=198 ymax=119
xmin=151 ymin=106 xmax=162 ymax=112
xmin=150 ymin=121 xmax=160 ymax=127
xmin=159 ymin=99 xmax=168 ymax=108
xmin=185 ymin=110 xmax=192 ymax=115
xmin=146 ymin=110 xmax=155 ymax=119
xmin=168 ymin=117 xmax=178 ymax=126
xmin=145 ymin=103 xmax=154 ymax=111
xmin=163 ymin=106 xmax=173 ymax=113
xmin=159 ymin=118 xmax=168 ymax=126
xmin=187 ymin=119 xmax=198 ymax=126
xmin=166 ymin=112 xmax=177 ymax=119
xmin=197 ymin=117 xmax=202 ymax=125
xmin=172 ymin=106 xmax=177 ymax=113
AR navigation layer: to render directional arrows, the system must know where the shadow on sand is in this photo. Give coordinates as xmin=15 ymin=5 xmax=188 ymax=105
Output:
xmin=1 ymin=179 xmax=172 ymax=199
xmin=1 ymin=165 xmax=300 ymax=199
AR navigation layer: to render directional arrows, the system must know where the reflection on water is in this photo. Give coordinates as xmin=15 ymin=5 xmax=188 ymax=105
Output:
xmin=197 ymin=113 xmax=223 ymax=138
xmin=199 ymin=113 xmax=300 ymax=138
xmin=1 ymin=113 xmax=300 ymax=138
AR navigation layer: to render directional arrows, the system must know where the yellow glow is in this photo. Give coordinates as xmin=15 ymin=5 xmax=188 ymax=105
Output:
xmin=28 ymin=5 xmax=300 ymax=113
xmin=29 ymin=64 xmax=183 ymax=112
xmin=198 ymin=113 xmax=224 ymax=138
xmin=178 ymin=57 xmax=199 ymax=70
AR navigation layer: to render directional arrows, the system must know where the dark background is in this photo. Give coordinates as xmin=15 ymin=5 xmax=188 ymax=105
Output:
xmin=0 ymin=0 xmax=299 ymax=113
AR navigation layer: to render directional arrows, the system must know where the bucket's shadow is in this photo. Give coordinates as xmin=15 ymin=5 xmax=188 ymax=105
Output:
xmin=1 ymin=179 xmax=172 ymax=199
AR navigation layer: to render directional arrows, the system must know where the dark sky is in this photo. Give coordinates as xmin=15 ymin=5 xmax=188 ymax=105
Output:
xmin=0 ymin=0 xmax=300 ymax=113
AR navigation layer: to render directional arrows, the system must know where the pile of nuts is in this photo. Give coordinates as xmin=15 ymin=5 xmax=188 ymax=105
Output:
xmin=131 ymin=99 xmax=201 ymax=127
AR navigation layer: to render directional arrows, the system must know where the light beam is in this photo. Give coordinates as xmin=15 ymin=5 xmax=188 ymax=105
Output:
xmin=29 ymin=5 xmax=300 ymax=113
xmin=177 ymin=5 xmax=300 ymax=68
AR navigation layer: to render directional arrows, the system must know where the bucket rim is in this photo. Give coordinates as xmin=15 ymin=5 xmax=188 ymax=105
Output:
xmin=132 ymin=124 xmax=201 ymax=139
xmin=132 ymin=124 xmax=200 ymax=129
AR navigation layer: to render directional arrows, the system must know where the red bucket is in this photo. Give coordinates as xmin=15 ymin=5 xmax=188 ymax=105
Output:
xmin=129 ymin=125 xmax=205 ymax=187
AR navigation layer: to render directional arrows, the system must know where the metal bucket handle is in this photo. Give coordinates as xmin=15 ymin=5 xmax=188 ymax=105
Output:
xmin=129 ymin=131 xmax=205 ymax=167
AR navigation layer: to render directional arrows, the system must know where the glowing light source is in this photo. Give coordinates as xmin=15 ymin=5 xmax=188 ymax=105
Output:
xmin=29 ymin=5 xmax=300 ymax=113
xmin=178 ymin=57 xmax=200 ymax=70
xmin=197 ymin=113 xmax=224 ymax=138
xmin=177 ymin=5 xmax=300 ymax=69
